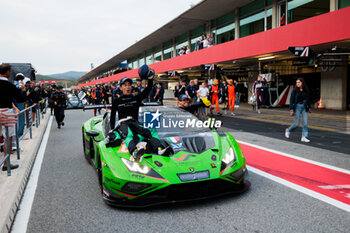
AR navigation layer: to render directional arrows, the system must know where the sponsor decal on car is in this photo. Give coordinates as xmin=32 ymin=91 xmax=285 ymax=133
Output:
xmin=118 ymin=143 xmax=129 ymax=153
xmin=105 ymin=177 xmax=121 ymax=185
xmin=132 ymin=174 xmax=145 ymax=179
xmin=167 ymin=137 xmax=180 ymax=143
xmin=103 ymin=189 xmax=110 ymax=198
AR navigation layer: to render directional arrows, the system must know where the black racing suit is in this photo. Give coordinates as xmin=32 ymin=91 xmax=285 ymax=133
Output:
xmin=94 ymin=87 xmax=103 ymax=115
xmin=110 ymin=79 xmax=162 ymax=154
xmin=47 ymin=88 xmax=56 ymax=115
xmin=52 ymin=91 xmax=67 ymax=126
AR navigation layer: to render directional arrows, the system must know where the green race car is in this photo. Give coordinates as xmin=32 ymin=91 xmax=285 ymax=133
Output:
xmin=82 ymin=106 xmax=250 ymax=207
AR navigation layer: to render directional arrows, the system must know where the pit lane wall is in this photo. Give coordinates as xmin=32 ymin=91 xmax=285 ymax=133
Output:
xmin=0 ymin=114 xmax=50 ymax=233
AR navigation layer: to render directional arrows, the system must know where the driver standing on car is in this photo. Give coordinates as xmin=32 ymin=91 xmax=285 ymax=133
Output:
xmin=109 ymin=65 xmax=171 ymax=162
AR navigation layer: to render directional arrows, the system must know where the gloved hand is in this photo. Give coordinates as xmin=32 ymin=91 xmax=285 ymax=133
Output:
xmin=147 ymin=67 xmax=155 ymax=80
xmin=107 ymin=132 xmax=116 ymax=140
xmin=105 ymin=132 xmax=121 ymax=148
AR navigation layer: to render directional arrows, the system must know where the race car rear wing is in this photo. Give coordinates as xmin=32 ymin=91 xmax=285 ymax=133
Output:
xmin=142 ymin=102 xmax=161 ymax=106
xmin=83 ymin=104 xmax=112 ymax=111
xmin=82 ymin=102 xmax=160 ymax=111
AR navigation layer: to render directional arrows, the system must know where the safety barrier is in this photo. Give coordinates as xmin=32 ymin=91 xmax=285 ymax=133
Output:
xmin=0 ymin=99 xmax=48 ymax=176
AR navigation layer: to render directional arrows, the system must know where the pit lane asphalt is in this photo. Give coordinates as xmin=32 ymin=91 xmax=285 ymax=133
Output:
xmin=25 ymin=110 xmax=350 ymax=233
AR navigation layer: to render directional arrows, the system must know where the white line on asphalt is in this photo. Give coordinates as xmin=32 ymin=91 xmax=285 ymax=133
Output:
xmin=319 ymin=185 xmax=350 ymax=189
xmin=11 ymin=116 xmax=53 ymax=233
xmin=247 ymin=166 xmax=350 ymax=213
xmin=237 ymin=140 xmax=350 ymax=175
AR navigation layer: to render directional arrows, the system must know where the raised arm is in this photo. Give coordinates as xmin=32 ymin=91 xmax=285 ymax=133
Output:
xmin=138 ymin=79 xmax=153 ymax=101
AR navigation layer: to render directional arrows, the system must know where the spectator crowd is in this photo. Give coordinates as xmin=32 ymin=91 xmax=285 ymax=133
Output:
xmin=173 ymin=78 xmax=243 ymax=119
xmin=0 ymin=63 xmax=54 ymax=171
xmin=73 ymin=80 xmax=165 ymax=116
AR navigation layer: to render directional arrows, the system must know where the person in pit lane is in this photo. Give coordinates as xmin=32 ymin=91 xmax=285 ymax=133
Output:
xmin=108 ymin=65 xmax=172 ymax=162
xmin=178 ymin=94 xmax=211 ymax=114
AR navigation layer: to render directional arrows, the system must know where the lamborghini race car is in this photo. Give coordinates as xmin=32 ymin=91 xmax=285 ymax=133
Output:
xmin=82 ymin=106 xmax=250 ymax=207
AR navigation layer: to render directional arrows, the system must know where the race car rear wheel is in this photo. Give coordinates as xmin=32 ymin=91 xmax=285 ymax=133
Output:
xmin=97 ymin=152 xmax=103 ymax=193
xmin=82 ymin=127 xmax=92 ymax=164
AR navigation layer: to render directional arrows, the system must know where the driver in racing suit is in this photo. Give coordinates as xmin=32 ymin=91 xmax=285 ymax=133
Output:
xmin=109 ymin=65 xmax=171 ymax=162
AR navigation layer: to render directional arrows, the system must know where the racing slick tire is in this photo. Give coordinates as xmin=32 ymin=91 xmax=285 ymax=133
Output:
xmin=97 ymin=153 xmax=103 ymax=194
xmin=82 ymin=127 xmax=93 ymax=165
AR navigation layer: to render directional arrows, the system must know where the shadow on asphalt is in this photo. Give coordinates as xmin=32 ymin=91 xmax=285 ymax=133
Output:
xmin=106 ymin=185 xmax=252 ymax=212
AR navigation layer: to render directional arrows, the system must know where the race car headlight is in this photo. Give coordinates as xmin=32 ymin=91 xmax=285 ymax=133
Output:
xmin=121 ymin=158 xmax=151 ymax=174
xmin=222 ymin=147 xmax=236 ymax=164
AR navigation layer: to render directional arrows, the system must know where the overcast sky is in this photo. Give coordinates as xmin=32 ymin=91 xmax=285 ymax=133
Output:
xmin=0 ymin=0 xmax=202 ymax=75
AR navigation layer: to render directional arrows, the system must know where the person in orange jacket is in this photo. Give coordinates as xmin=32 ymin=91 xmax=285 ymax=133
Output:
xmin=225 ymin=79 xmax=236 ymax=116
xmin=210 ymin=80 xmax=221 ymax=115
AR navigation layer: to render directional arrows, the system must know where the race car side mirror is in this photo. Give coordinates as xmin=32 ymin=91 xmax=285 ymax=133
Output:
xmin=86 ymin=130 xmax=100 ymax=137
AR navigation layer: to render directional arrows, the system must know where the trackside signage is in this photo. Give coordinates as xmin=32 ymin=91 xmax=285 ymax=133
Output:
xmin=143 ymin=110 xmax=222 ymax=129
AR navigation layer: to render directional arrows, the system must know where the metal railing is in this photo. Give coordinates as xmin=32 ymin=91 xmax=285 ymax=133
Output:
xmin=1 ymin=99 xmax=48 ymax=176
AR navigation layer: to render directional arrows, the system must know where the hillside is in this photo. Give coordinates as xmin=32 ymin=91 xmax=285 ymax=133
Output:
xmin=36 ymin=74 xmax=55 ymax=81
xmin=47 ymin=71 xmax=87 ymax=80
xmin=36 ymin=74 xmax=77 ymax=87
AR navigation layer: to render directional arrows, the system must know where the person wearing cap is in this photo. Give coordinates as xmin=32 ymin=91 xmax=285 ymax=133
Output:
xmin=209 ymin=80 xmax=221 ymax=115
xmin=110 ymin=65 xmax=171 ymax=162
xmin=52 ymin=85 xmax=67 ymax=128
xmin=225 ymin=79 xmax=236 ymax=116
xmin=178 ymin=94 xmax=210 ymax=114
